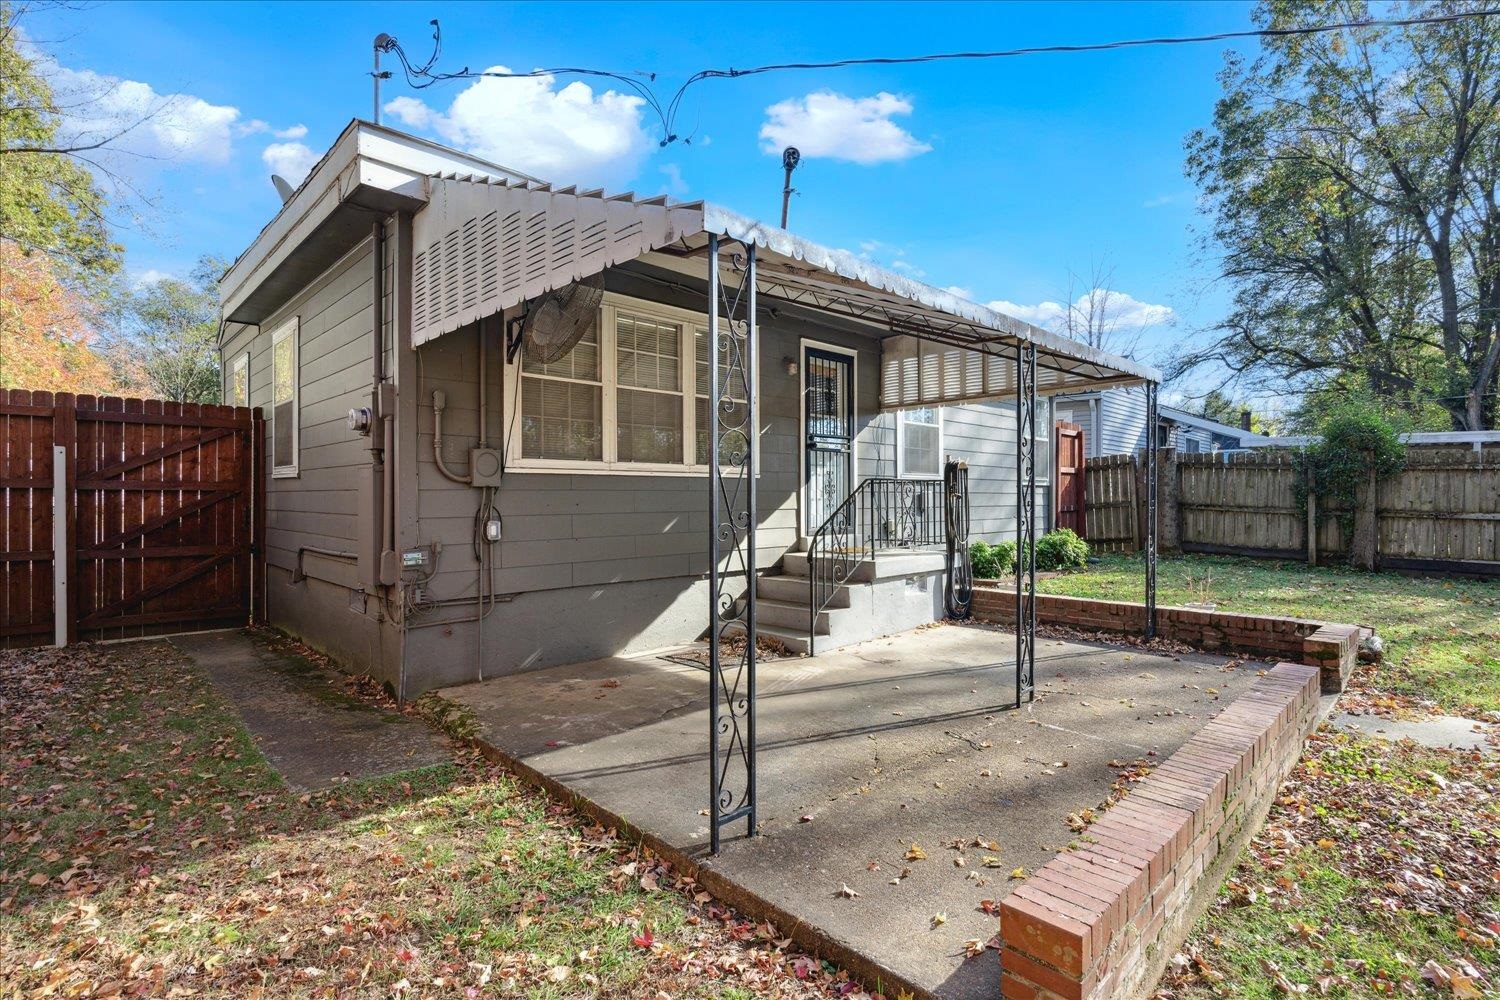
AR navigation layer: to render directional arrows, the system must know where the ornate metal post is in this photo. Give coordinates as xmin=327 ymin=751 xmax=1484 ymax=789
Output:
xmin=707 ymin=234 xmax=758 ymax=853
xmin=1015 ymin=343 xmax=1037 ymax=706
xmin=1144 ymin=380 xmax=1159 ymax=638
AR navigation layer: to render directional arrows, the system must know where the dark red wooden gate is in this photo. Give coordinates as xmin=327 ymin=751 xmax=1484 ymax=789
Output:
xmin=1054 ymin=420 xmax=1087 ymax=535
xmin=1 ymin=390 xmax=264 ymax=648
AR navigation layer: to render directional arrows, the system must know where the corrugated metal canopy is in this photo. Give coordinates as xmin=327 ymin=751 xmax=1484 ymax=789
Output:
xmin=409 ymin=175 xmax=1158 ymax=407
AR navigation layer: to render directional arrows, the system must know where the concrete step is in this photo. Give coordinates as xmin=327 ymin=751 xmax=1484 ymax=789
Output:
xmin=756 ymin=597 xmax=832 ymax=633
xmin=757 ymin=573 xmax=851 ymax=608
xmin=724 ymin=620 xmax=812 ymax=656
xmin=782 ymin=548 xmax=946 ymax=581
xmin=780 ymin=551 xmax=876 ymax=581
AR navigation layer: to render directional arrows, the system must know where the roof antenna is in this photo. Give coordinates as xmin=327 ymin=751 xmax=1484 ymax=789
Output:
xmin=780 ymin=146 xmax=801 ymax=229
xmin=270 ymin=175 xmax=296 ymax=204
xmin=372 ymin=32 xmax=397 ymax=123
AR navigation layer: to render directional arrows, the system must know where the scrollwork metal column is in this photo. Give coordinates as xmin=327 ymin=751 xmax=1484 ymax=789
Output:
xmin=707 ymin=234 xmax=758 ymax=853
xmin=1144 ymin=380 xmax=1159 ymax=639
xmin=1015 ymin=343 xmax=1037 ymax=707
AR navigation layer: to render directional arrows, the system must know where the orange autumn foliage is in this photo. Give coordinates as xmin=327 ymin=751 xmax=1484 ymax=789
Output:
xmin=0 ymin=239 xmax=123 ymax=394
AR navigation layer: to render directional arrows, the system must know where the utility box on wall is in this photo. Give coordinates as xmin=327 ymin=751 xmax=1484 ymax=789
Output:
xmin=469 ymin=448 xmax=504 ymax=488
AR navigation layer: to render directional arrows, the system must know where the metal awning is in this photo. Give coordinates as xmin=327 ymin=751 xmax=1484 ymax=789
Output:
xmin=409 ymin=175 xmax=1159 ymax=405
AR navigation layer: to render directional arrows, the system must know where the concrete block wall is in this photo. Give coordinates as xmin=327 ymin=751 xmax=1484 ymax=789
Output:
xmin=999 ymin=662 xmax=1323 ymax=1000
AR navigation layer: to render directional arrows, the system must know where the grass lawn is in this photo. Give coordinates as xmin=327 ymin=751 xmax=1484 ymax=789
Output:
xmin=0 ymin=641 xmax=854 ymax=998
xmin=1035 ymin=553 xmax=1500 ymax=718
xmin=1034 ymin=553 xmax=1499 ymax=997
xmin=1159 ymin=730 xmax=1498 ymax=999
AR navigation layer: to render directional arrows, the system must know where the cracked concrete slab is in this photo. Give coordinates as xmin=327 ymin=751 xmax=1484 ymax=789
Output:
xmin=439 ymin=621 xmax=1261 ymax=999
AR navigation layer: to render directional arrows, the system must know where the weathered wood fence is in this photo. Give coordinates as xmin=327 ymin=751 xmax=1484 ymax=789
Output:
xmin=1 ymin=389 xmax=266 ymax=649
xmin=1083 ymin=444 xmax=1500 ymax=577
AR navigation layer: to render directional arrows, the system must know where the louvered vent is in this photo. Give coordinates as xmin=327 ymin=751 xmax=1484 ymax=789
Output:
xmin=409 ymin=176 xmax=705 ymax=347
xmin=882 ymin=335 xmax=1020 ymax=410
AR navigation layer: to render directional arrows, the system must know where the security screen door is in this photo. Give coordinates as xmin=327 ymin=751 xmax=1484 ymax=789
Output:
xmin=803 ymin=347 xmax=854 ymax=534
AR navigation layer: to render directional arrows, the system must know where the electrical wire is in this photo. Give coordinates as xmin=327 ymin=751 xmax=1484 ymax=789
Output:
xmin=378 ymin=9 xmax=1500 ymax=147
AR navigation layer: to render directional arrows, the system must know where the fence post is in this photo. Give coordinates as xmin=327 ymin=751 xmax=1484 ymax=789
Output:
xmin=1351 ymin=462 xmax=1378 ymax=570
xmin=1128 ymin=454 xmax=1142 ymax=553
xmin=52 ymin=396 xmax=77 ymax=645
xmin=1305 ymin=490 xmax=1318 ymax=567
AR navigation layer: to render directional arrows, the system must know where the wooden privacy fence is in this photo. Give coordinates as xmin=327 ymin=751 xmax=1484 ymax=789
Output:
xmin=1082 ymin=444 xmax=1500 ymax=577
xmin=1 ymin=390 xmax=265 ymax=649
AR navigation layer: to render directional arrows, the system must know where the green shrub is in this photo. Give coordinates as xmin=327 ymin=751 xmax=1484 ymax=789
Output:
xmin=969 ymin=539 xmax=1016 ymax=578
xmin=1293 ymin=401 xmax=1406 ymax=548
xmin=1032 ymin=528 xmax=1090 ymax=572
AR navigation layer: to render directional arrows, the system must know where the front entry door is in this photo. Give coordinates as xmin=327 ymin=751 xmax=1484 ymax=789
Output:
xmin=803 ymin=347 xmax=854 ymax=534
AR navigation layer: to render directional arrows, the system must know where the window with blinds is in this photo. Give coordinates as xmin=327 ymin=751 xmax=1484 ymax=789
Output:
xmin=897 ymin=407 xmax=942 ymax=478
xmin=511 ymin=296 xmax=753 ymax=472
xmin=271 ymin=318 xmax=298 ymax=476
xmin=695 ymin=327 xmax=747 ymax=466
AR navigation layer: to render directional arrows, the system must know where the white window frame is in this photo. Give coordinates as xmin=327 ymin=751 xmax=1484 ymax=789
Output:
xmin=226 ymin=351 xmax=249 ymax=407
xmin=270 ymin=317 xmax=299 ymax=478
xmin=503 ymin=291 xmax=758 ymax=475
xmin=895 ymin=405 xmax=944 ymax=480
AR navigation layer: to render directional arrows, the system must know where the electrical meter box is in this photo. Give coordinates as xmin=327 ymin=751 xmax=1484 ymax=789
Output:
xmin=469 ymin=448 xmax=504 ymax=488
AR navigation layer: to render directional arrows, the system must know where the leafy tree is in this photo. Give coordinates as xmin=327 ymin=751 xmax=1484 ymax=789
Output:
xmin=0 ymin=2 xmax=121 ymax=281
xmin=108 ymin=256 xmax=225 ymax=403
xmin=0 ymin=238 xmax=120 ymax=392
xmin=1178 ymin=0 xmax=1500 ymax=431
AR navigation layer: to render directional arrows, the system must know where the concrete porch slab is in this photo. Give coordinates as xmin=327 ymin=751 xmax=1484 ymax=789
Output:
xmin=437 ymin=622 xmax=1262 ymax=999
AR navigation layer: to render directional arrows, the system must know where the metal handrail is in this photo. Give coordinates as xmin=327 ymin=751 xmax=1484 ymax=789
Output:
xmin=806 ymin=477 xmax=946 ymax=653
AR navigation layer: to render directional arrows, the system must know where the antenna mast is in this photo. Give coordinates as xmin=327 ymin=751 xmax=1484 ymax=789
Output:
xmin=780 ymin=147 xmax=801 ymax=229
xmin=373 ymin=33 xmax=396 ymax=123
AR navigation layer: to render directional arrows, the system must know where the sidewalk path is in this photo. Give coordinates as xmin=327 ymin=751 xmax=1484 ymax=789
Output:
xmin=172 ymin=629 xmax=450 ymax=790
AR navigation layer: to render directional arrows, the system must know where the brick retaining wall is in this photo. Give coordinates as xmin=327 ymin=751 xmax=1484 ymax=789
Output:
xmin=971 ymin=588 xmax=1358 ymax=693
xmin=999 ymin=662 xmax=1323 ymax=1000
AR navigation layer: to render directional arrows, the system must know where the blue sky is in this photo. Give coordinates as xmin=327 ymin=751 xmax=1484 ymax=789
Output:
xmin=26 ymin=0 xmax=1264 ymax=401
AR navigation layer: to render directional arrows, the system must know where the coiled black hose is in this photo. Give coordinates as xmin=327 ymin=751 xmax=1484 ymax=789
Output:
xmin=944 ymin=459 xmax=973 ymax=618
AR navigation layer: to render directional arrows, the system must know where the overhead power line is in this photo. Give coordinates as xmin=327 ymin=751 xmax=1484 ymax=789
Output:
xmin=380 ymin=8 xmax=1500 ymax=146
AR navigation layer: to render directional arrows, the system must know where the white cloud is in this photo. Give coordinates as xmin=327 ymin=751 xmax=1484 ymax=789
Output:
xmin=759 ymin=91 xmax=930 ymax=165
xmin=261 ymin=142 xmax=318 ymax=185
xmin=943 ymin=285 xmax=974 ymax=301
xmin=1142 ymin=191 xmax=1188 ymax=209
xmin=987 ymin=290 xmax=1174 ymax=331
xmin=129 ymin=267 xmax=174 ymax=287
xmin=658 ymin=163 xmax=688 ymax=197
xmin=382 ymin=67 xmax=653 ymax=185
xmin=237 ymin=120 xmax=308 ymax=140
xmin=41 ymin=62 xmax=240 ymax=166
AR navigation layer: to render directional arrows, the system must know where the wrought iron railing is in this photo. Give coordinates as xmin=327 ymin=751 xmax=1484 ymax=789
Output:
xmin=806 ymin=477 xmax=946 ymax=653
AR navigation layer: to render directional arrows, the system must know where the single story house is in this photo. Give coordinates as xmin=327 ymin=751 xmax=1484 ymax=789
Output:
xmin=1053 ymin=385 xmax=1272 ymax=457
xmin=217 ymin=120 xmax=1157 ymax=697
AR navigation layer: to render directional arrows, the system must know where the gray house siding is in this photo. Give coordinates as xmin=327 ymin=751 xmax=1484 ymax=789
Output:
xmin=401 ymin=263 xmax=889 ymax=689
xmin=227 ymin=248 xmax=1055 ymax=695
xmin=220 ymin=232 xmax=401 ymax=685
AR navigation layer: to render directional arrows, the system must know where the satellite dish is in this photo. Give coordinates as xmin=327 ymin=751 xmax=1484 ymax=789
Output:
xmin=270 ymin=174 xmax=296 ymax=204
xmin=521 ymin=276 xmax=604 ymax=364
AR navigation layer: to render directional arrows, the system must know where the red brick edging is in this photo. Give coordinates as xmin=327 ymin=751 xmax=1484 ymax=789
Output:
xmin=971 ymin=588 xmax=1359 ymax=693
xmin=999 ymin=662 xmax=1322 ymax=1000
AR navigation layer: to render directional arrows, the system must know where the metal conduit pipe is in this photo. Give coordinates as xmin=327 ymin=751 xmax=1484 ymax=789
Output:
xmin=430 ymin=390 xmax=472 ymax=484
xmin=293 ymin=546 xmax=357 ymax=584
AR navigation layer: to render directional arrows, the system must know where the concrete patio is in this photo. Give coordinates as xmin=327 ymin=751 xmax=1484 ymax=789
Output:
xmin=437 ymin=622 xmax=1263 ymax=999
